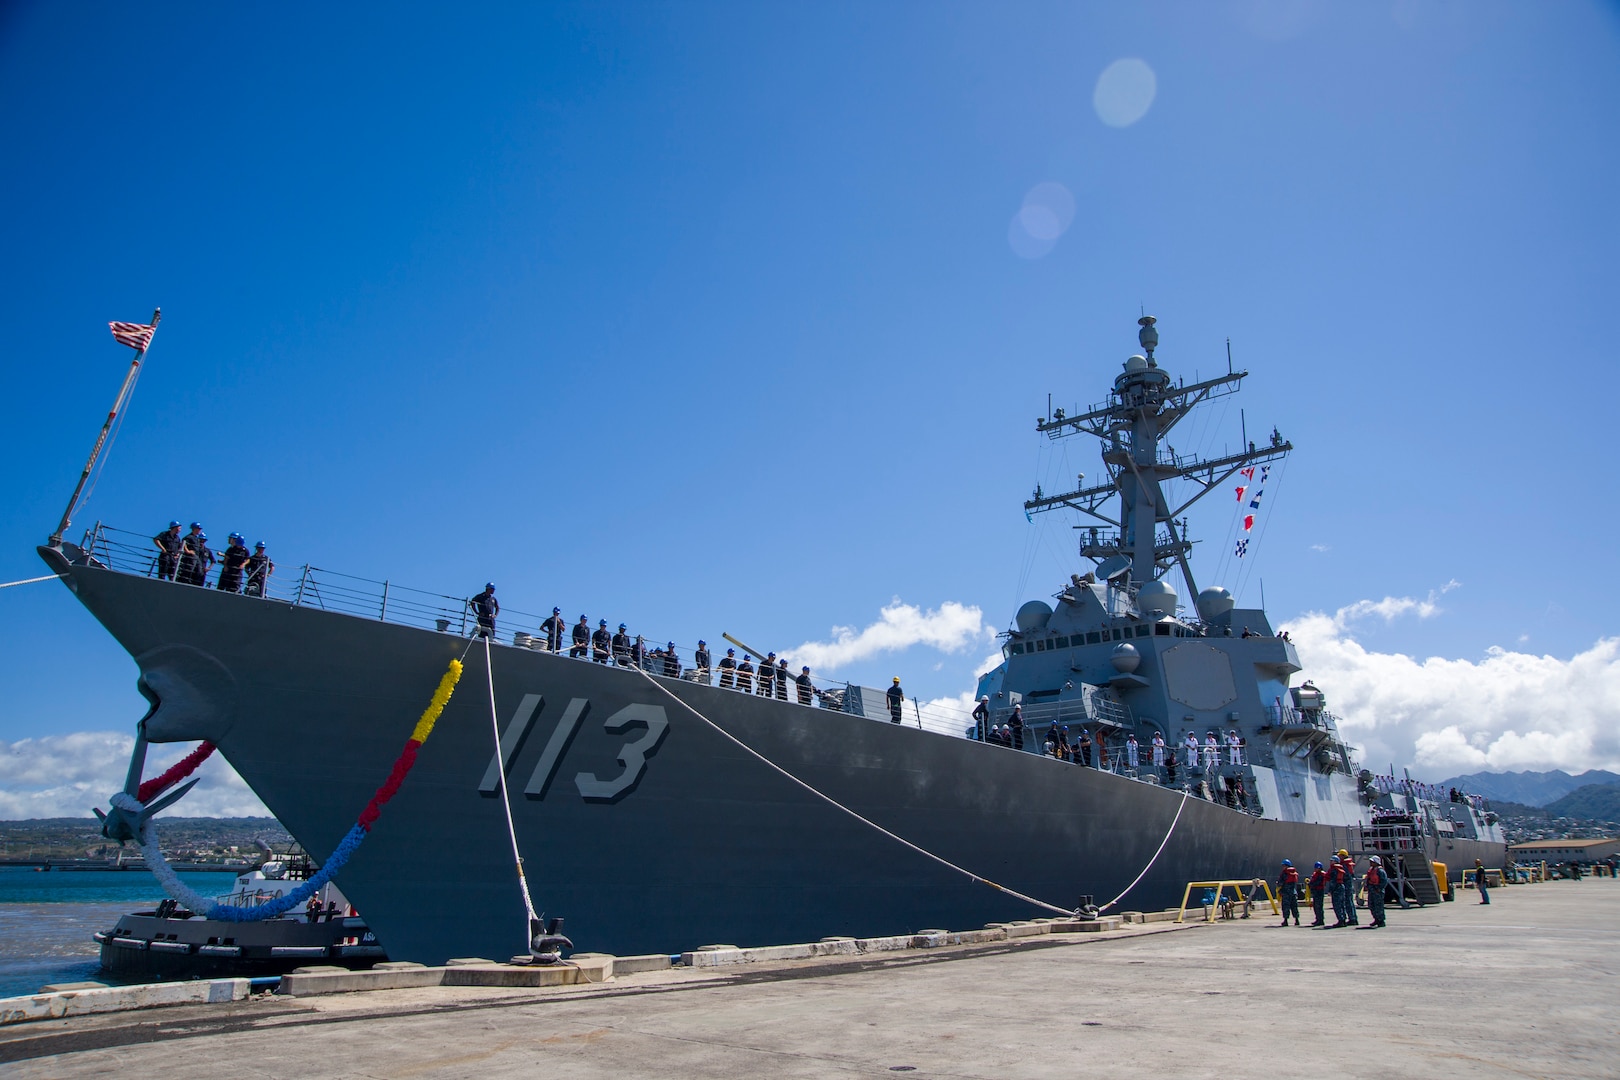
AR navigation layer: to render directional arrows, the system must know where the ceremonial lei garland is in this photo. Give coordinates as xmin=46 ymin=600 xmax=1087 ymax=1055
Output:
xmin=119 ymin=659 xmax=463 ymax=922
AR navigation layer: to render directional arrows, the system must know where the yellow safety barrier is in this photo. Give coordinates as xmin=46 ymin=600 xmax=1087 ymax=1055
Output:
xmin=1432 ymin=861 xmax=1449 ymax=895
xmin=1175 ymin=879 xmax=1279 ymax=923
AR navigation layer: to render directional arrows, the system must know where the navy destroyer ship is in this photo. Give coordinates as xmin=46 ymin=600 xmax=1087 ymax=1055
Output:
xmin=42 ymin=314 xmax=1505 ymax=962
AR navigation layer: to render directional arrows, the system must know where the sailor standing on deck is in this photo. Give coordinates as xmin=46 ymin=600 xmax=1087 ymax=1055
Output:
xmin=542 ymin=608 xmax=565 ymax=653
xmin=244 ymin=542 xmax=274 ymax=598
xmin=664 ymin=643 xmax=681 ymax=678
xmin=694 ymin=641 xmax=712 ymax=684
xmin=1308 ymin=861 xmax=1328 ymax=926
xmin=887 ymin=677 xmax=904 ymax=723
xmin=1009 ymin=704 xmax=1025 ymax=750
xmin=571 ymin=615 xmax=590 ymax=658
xmin=216 ymin=534 xmax=251 ymax=593
xmin=152 ymin=521 xmax=183 ymax=581
xmin=796 ymin=666 xmax=816 ymax=705
xmin=1151 ymin=731 xmax=1166 ymax=769
xmin=758 ymin=654 xmax=777 ymax=697
xmin=591 ymin=620 xmax=612 ymax=663
xmin=612 ymin=624 xmax=632 ymax=666
xmin=737 ymin=655 xmax=754 ymax=693
xmin=972 ymin=697 xmax=990 ymax=741
xmin=471 ymin=584 xmax=499 ymax=637
xmin=1126 ymin=733 xmax=1140 ymax=769
xmin=718 ymin=648 xmax=737 ymax=688
xmin=776 ymin=658 xmax=789 ymax=700
xmin=1203 ymin=732 xmax=1220 ymax=770
xmin=179 ymin=524 xmax=213 ymax=586
xmin=1184 ymin=732 xmax=1201 ymax=771
xmin=1226 ymin=729 xmax=1242 ymax=765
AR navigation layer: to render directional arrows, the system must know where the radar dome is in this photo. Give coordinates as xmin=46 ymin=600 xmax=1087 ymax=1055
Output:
xmin=1111 ymin=642 xmax=1140 ymax=674
xmin=1124 ymin=354 xmax=1149 ymax=372
xmin=1015 ymin=600 xmax=1054 ymax=633
xmin=1136 ymin=579 xmax=1177 ymax=616
xmin=1196 ymin=586 xmax=1234 ymax=622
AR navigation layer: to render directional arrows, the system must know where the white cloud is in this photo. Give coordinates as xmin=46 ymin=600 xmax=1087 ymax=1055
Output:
xmin=789 ymin=598 xmax=992 ymax=673
xmin=1282 ymin=588 xmax=1620 ymax=778
xmin=1309 ymin=543 xmax=1330 ymax=553
xmin=0 ymin=733 xmax=269 ymax=819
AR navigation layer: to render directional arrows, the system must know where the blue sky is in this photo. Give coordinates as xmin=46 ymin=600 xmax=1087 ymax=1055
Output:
xmin=3 ymin=2 xmax=1619 ymax=811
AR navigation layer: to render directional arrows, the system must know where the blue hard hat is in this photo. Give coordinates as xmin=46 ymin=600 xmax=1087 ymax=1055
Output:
xmin=1282 ymin=859 xmax=1293 ymax=867
xmin=168 ymin=520 xmax=181 ymax=528
xmin=599 ymin=619 xmax=606 ymax=626
xmin=1314 ymin=861 xmax=1324 ymax=869
xmin=486 ymin=582 xmax=495 ymax=590
xmin=198 ymin=532 xmax=207 ymax=540
xmin=190 ymin=521 xmax=202 ymax=529
xmin=255 ymin=541 xmax=266 ymax=548
xmin=229 ymin=532 xmax=242 ymax=541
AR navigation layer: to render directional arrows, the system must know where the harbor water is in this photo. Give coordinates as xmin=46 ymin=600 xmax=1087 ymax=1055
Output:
xmin=0 ymin=867 xmax=237 ymax=998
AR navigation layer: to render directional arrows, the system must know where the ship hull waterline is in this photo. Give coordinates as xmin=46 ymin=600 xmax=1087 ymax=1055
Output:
xmin=44 ymin=548 xmax=1504 ymax=962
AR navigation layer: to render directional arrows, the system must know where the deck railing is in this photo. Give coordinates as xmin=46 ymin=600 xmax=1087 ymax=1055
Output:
xmin=75 ymin=523 xmax=978 ymax=737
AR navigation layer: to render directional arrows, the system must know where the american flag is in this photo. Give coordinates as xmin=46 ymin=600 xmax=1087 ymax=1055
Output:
xmin=109 ymin=321 xmax=156 ymax=351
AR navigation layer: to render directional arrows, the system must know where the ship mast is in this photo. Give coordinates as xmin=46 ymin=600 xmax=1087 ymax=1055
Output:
xmin=1024 ymin=316 xmax=1291 ymax=606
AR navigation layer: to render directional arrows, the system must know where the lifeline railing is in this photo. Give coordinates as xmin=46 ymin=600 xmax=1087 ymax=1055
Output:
xmin=75 ymin=523 xmax=979 ymax=737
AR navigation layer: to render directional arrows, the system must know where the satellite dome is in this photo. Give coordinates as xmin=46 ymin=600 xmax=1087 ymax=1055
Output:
xmin=1124 ymin=354 xmax=1149 ymax=372
xmin=1111 ymin=642 xmax=1140 ymax=674
xmin=1197 ymin=586 xmax=1234 ymax=622
xmin=1136 ymin=578 xmax=1177 ymax=616
xmin=1015 ymin=600 xmax=1054 ymax=633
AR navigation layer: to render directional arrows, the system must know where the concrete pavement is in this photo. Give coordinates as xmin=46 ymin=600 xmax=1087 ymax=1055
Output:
xmin=3 ymin=881 xmax=1615 ymax=1079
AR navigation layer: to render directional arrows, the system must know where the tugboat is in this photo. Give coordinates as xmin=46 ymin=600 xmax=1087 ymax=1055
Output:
xmin=95 ymin=853 xmax=386 ymax=980
xmin=46 ymin=312 xmax=1505 ymax=963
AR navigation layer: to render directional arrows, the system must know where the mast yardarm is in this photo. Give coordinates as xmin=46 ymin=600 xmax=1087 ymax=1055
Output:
xmin=1025 ymin=316 xmax=1291 ymax=604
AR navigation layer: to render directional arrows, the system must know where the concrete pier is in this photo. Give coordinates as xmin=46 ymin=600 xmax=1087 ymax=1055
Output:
xmin=2 ymin=882 xmax=1614 ymax=1078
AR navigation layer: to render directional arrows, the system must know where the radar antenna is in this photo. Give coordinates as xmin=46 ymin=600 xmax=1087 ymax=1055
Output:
xmin=1025 ymin=316 xmax=1291 ymax=604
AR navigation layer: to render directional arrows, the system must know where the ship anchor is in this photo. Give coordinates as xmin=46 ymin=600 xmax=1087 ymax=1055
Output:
xmin=92 ymin=722 xmax=200 ymax=844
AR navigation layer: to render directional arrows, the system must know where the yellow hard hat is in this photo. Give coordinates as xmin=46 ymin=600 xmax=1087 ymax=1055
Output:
xmin=893 ymin=676 xmax=901 ymax=683
xmin=1337 ymin=849 xmax=1349 ymax=857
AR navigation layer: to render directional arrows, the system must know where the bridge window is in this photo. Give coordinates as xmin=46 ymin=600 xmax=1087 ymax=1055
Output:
xmin=1086 ymin=632 xmax=1101 ymax=644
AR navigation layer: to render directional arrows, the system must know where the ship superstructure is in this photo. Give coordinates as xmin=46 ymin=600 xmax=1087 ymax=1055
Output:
xmin=975 ymin=316 xmax=1368 ymax=827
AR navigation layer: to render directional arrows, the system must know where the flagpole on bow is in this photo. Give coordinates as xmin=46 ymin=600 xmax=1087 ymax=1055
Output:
xmin=50 ymin=308 xmax=162 ymax=547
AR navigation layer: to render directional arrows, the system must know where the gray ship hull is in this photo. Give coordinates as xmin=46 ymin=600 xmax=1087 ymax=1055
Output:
xmin=42 ymin=547 xmax=1504 ymax=962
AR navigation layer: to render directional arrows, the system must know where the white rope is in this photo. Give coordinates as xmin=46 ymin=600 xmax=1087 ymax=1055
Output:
xmin=0 ymin=573 xmax=65 ymax=590
xmin=484 ymin=634 xmax=540 ymax=937
xmin=627 ymin=666 xmax=1074 ymax=917
xmin=1096 ymin=788 xmax=1190 ymax=914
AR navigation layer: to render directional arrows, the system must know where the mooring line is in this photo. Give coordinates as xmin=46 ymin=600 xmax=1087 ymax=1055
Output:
xmin=627 ymin=666 xmax=1075 ymax=917
xmin=483 ymin=634 xmax=541 ymax=941
xmin=0 ymin=573 xmax=65 ymax=590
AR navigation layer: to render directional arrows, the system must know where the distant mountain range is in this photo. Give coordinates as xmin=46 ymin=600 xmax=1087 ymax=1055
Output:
xmin=1439 ymin=769 xmax=1620 ymax=807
